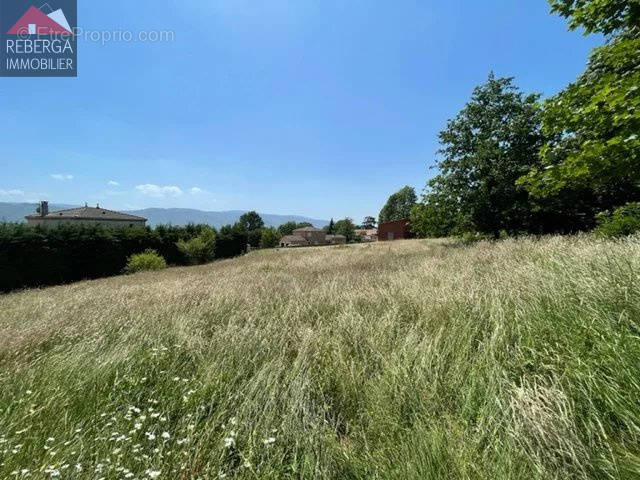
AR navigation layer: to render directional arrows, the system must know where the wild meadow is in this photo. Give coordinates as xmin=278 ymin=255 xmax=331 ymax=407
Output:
xmin=1 ymin=236 xmax=639 ymax=479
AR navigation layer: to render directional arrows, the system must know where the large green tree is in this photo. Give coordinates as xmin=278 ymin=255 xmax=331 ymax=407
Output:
xmin=378 ymin=186 xmax=417 ymax=224
xmin=361 ymin=216 xmax=377 ymax=229
xmin=238 ymin=211 xmax=265 ymax=231
xmin=334 ymin=218 xmax=357 ymax=242
xmin=520 ymin=1 xmax=640 ymax=217
xmin=237 ymin=211 xmax=265 ymax=248
xmin=420 ymin=74 xmax=545 ymax=237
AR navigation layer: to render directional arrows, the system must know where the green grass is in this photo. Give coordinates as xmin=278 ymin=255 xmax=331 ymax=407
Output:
xmin=1 ymin=236 xmax=639 ymax=479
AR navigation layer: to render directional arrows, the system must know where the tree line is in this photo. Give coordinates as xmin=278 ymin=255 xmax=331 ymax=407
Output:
xmin=399 ymin=0 xmax=639 ymax=239
xmin=0 ymin=211 xmax=374 ymax=292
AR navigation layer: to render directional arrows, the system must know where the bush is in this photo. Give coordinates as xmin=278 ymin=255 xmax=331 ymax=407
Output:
xmin=595 ymin=202 xmax=640 ymax=238
xmin=124 ymin=249 xmax=167 ymax=273
xmin=177 ymin=227 xmax=216 ymax=264
xmin=260 ymin=227 xmax=281 ymax=249
xmin=457 ymin=231 xmax=493 ymax=245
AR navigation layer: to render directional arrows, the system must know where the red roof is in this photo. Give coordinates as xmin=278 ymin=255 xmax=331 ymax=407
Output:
xmin=7 ymin=6 xmax=71 ymax=35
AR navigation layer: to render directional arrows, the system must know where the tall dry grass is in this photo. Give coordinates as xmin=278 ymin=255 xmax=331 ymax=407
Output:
xmin=1 ymin=236 xmax=639 ymax=479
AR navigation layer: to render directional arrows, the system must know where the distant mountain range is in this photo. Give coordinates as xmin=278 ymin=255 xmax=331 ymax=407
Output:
xmin=0 ymin=203 xmax=329 ymax=228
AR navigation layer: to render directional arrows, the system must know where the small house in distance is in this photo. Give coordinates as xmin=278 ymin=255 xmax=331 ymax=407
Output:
xmin=378 ymin=219 xmax=411 ymax=241
xmin=26 ymin=201 xmax=146 ymax=228
xmin=279 ymin=235 xmax=309 ymax=248
xmin=355 ymin=228 xmax=378 ymax=242
xmin=279 ymin=226 xmax=346 ymax=248
xmin=292 ymin=226 xmax=327 ymax=246
xmin=325 ymin=234 xmax=347 ymax=245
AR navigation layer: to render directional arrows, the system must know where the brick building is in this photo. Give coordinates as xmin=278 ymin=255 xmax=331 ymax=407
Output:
xmin=378 ymin=219 xmax=411 ymax=241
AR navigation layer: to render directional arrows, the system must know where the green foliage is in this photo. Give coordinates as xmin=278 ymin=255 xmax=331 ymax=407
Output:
xmin=259 ymin=227 xmax=281 ymax=249
xmin=595 ymin=202 xmax=640 ymax=237
xmin=124 ymin=249 xmax=167 ymax=273
xmin=457 ymin=231 xmax=493 ymax=246
xmin=177 ymin=227 xmax=216 ymax=265
xmin=361 ymin=216 xmax=377 ymax=229
xmin=324 ymin=218 xmax=335 ymax=234
xmin=548 ymin=0 xmax=640 ymax=34
xmin=411 ymin=200 xmax=468 ymax=238
xmin=378 ymin=186 xmax=417 ymax=224
xmin=334 ymin=218 xmax=357 ymax=242
xmin=518 ymin=1 xmax=640 ymax=231
xmin=520 ymin=34 xmax=640 ymax=200
xmin=237 ymin=212 xmax=265 ymax=248
xmin=418 ymin=74 xmax=545 ymax=238
xmin=0 ymin=222 xmax=252 ymax=292
xmin=238 ymin=211 xmax=265 ymax=232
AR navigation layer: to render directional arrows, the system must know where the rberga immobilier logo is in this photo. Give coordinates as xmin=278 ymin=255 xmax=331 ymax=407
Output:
xmin=1 ymin=1 xmax=77 ymax=77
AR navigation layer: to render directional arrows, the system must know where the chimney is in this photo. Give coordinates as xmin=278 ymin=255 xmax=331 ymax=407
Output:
xmin=38 ymin=201 xmax=49 ymax=217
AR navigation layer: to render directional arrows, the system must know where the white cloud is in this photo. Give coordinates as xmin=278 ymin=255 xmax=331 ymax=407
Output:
xmin=108 ymin=180 xmax=120 ymax=186
xmin=189 ymin=187 xmax=207 ymax=195
xmin=135 ymin=184 xmax=183 ymax=198
xmin=51 ymin=174 xmax=74 ymax=181
xmin=0 ymin=189 xmax=25 ymax=197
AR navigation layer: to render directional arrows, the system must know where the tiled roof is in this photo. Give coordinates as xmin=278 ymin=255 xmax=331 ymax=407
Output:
xmin=280 ymin=235 xmax=308 ymax=244
xmin=26 ymin=206 xmax=146 ymax=221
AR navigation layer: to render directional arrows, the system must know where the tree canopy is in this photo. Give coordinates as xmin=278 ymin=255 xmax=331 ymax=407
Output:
xmin=420 ymin=74 xmax=545 ymax=237
xmin=379 ymin=186 xmax=417 ymax=224
xmin=519 ymin=0 xmax=640 ymax=220
xmin=361 ymin=216 xmax=377 ymax=229
xmin=334 ymin=218 xmax=357 ymax=242
xmin=238 ymin=211 xmax=265 ymax=232
xmin=410 ymin=1 xmax=640 ymax=239
xmin=548 ymin=0 xmax=640 ymax=34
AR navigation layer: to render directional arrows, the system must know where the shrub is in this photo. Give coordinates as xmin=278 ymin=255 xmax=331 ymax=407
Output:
xmin=177 ymin=227 xmax=216 ymax=264
xmin=260 ymin=227 xmax=281 ymax=249
xmin=457 ymin=231 xmax=492 ymax=245
xmin=124 ymin=249 xmax=167 ymax=273
xmin=595 ymin=202 xmax=640 ymax=238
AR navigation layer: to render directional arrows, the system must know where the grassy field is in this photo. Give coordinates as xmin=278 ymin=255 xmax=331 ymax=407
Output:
xmin=1 ymin=237 xmax=639 ymax=479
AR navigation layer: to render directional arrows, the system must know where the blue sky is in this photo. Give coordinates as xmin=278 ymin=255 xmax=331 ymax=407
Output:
xmin=0 ymin=0 xmax=601 ymax=222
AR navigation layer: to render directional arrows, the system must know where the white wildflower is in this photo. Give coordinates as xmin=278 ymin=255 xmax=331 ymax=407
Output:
xmin=145 ymin=469 xmax=161 ymax=479
xmin=224 ymin=437 xmax=235 ymax=448
xmin=161 ymin=432 xmax=170 ymax=440
xmin=263 ymin=437 xmax=276 ymax=445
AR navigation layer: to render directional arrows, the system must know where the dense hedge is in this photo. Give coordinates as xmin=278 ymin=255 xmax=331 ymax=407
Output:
xmin=0 ymin=223 xmax=248 ymax=292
